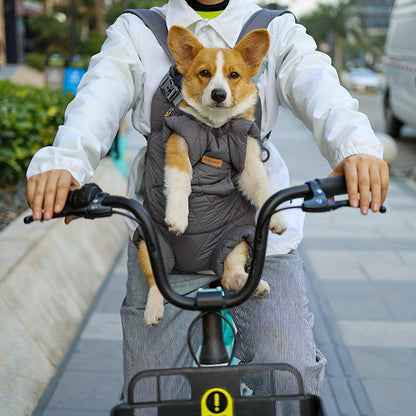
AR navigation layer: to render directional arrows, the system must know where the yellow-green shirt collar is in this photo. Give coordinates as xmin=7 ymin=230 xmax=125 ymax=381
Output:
xmin=196 ymin=10 xmax=224 ymax=19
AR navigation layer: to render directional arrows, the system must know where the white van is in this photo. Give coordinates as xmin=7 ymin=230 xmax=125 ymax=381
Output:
xmin=383 ymin=0 xmax=416 ymax=137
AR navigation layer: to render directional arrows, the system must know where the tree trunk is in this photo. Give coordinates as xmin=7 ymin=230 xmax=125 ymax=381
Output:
xmin=95 ymin=0 xmax=105 ymax=37
xmin=333 ymin=34 xmax=343 ymax=74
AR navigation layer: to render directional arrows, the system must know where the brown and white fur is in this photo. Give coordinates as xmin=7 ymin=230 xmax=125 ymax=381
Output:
xmin=139 ymin=26 xmax=287 ymax=326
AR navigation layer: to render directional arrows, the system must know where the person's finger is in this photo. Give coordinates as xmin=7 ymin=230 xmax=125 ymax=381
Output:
xmin=54 ymin=171 xmax=79 ymax=214
xmin=369 ymin=163 xmax=381 ymax=212
xmin=29 ymin=174 xmax=49 ymax=220
xmin=343 ymin=159 xmax=360 ymax=209
xmin=380 ymin=163 xmax=389 ymax=206
xmin=357 ymin=160 xmax=371 ymax=215
xmin=27 ymin=176 xmax=41 ymax=220
xmin=42 ymin=172 xmax=62 ymax=220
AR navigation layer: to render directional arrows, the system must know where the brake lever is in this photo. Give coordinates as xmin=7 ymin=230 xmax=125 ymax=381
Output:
xmin=23 ymin=192 xmax=113 ymax=224
xmin=302 ymin=180 xmax=387 ymax=213
xmin=302 ymin=198 xmax=350 ymax=212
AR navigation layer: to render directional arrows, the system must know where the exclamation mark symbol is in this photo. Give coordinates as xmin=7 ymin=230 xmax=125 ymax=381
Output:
xmin=214 ymin=393 xmax=220 ymax=412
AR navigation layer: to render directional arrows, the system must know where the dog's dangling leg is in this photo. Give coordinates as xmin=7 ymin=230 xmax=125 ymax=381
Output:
xmin=221 ymin=241 xmax=270 ymax=298
xmin=164 ymin=133 xmax=192 ymax=236
xmin=138 ymin=241 xmax=165 ymax=326
xmin=221 ymin=241 xmax=250 ymax=291
xmin=238 ymin=137 xmax=287 ymax=236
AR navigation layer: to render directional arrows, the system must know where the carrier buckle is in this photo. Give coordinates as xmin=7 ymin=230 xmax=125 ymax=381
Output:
xmin=160 ymin=73 xmax=182 ymax=106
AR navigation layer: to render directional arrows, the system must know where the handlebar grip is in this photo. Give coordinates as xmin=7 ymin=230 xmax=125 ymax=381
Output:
xmin=66 ymin=183 xmax=103 ymax=208
xmin=315 ymin=176 xmax=348 ymax=198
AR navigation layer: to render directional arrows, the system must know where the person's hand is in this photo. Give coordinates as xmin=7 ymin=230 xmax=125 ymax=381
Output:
xmin=329 ymin=154 xmax=389 ymax=215
xmin=27 ymin=170 xmax=81 ymax=222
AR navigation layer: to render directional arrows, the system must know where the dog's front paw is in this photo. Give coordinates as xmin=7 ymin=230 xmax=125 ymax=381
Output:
xmin=269 ymin=212 xmax=287 ymax=235
xmin=254 ymin=279 xmax=270 ymax=298
xmin=144 ymin=287 xmax=164 ymax=326
xmin=165 ymin=214 xmax=188 ymax=236
xmin=221 ymin=271 xmax=248 ymax=292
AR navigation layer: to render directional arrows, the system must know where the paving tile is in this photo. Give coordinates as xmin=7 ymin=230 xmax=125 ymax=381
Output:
xmin=383 ymin=290 xmax=416 ymax=320
xmin=399 ymin=250 xmax=416 ymax=266
xmin=304 ymin=250 xmax=369 ymax=281
xmin=363 ymin=262 xmax=416 ymax=282
xmin=304 ymin=235 xmax=413 ymax=252
xmin=361 ymin=378 xmax=416 ymax=416
xmin=348 ymin=347 xmax=416 ymax=379
xmin=42 ymin=409 xmax=104 ymax=416
xmin=327 ymin=377 xmax=361 ymax=416
xmin=319 ymin=347 xmax=345 ymax=379
xmin=335 ymin=345 xmax=359 ymax=379
xmin=46 ymin=370 xmax=123 ymax=412
xmin=81 ymin=312 xmax=123 ymax=341
xmin=94 ymin=280 xmax=126 ymax=313
xmin=348 ymin=378 xmax=373 ymax=416
xmin=336 ymin=320 xmax=416 ymax=348
xmin=319 ymin=281 xmax=416 ymax=320
xmin=326 ymin=296 xmax=393 ymax=321
xmin=320 ymin=378 xmax=339 ymax=416
xmin=65 ymin=339 xmax=123 ymax=373
xmin=312 ymin=319 xmax=332 ymax=346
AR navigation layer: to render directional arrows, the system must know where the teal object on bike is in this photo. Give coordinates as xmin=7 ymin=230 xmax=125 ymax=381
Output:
xmin=222 ymin=310 xmax=237 ymax=365
xmin=194 ymin=310 xmax=237 ymax=365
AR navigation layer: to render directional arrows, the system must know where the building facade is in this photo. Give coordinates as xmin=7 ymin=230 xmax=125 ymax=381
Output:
xmin=358 ymin=0 xmax=395 ymax=30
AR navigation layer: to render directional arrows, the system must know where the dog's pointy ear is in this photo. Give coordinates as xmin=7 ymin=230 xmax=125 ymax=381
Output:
xmin=168 ymin=26 xmax=205 ymax=74
xmin=234 ymin=29 xmax=270 ymax=78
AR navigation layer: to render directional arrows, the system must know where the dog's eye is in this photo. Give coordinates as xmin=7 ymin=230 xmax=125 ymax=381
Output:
xmin=200 ymin=70 xmax=211 ymax=77
xmin=229 ymin=72 xmax=239 ymax=79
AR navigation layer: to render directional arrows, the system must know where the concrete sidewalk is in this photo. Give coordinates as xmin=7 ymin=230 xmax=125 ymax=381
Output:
xmin=28 ymin=107 xmax=416 ymax=416
xmin=0 ymin=63 xmax=46 ymax=86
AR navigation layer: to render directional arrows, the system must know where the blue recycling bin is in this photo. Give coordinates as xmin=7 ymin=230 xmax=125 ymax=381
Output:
xmin=63 ymin=55 xmax=87 ymax=95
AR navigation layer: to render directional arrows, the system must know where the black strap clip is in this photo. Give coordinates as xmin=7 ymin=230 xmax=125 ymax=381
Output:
xmin=160 ymin=73 xmax=182 ymax=106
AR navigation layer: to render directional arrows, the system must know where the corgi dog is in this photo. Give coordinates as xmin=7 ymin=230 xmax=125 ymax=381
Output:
xmin=139 ymin=25 xmax=287 ymax=326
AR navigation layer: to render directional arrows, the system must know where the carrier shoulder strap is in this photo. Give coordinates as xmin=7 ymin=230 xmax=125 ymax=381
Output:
xmin=123 ymin=8 xmax=183 ymax=107
xmin=237 ymin=9 xmax=294 ymax=43
xmin=123 ymin=9 xmax=175 ymax=64
xmin=122 ymin=8 xmax=294 ymax=64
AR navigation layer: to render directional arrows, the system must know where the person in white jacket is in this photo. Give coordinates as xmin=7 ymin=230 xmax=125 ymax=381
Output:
xmin=26 ymin=0 xmax=389 ymax=407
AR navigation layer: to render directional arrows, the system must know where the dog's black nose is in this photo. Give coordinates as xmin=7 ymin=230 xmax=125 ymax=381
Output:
xmin=211 ymin=89 xmax=227 ymax=103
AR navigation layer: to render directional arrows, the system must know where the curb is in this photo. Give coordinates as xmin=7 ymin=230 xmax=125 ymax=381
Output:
xmin=0 ymin=158 xmax=127 ymax=416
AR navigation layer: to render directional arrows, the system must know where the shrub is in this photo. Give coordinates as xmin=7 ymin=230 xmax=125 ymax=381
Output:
xmin=25 ymin=52 xmax=47 ymax=71
xmin=0 ymin=80 xmax=73 ymax=186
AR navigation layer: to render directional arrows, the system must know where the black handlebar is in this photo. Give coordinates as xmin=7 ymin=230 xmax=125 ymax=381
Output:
xmin=23 ymin=176 xmax=385 ymax=312
xmin=66 ymin=183 xmax=102 ymax=207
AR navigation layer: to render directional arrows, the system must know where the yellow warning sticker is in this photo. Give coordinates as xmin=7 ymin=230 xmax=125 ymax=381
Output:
xmin=201 ymin=387 xmax=233 ymax=416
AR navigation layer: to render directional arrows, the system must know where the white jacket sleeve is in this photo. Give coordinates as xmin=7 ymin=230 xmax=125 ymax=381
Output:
xmin=269 ymin=14 xmax=383 ymax=168
xmin=26 ymin=16 xmax=145 ymax=185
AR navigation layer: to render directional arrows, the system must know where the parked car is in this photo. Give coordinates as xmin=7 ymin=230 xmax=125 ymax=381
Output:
xmin=383 ymin=0 xmax=416 ymax=137
xmin=342 ymin=68 xmax=385 ymax=93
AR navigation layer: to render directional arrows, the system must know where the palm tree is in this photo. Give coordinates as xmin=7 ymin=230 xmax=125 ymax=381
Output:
xmin=300 ymin=0 xmax=364 ymax=72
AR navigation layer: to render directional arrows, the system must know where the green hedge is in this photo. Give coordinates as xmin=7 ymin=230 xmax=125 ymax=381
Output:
xmin=0 ymin=80 xmax=73 ymax=186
